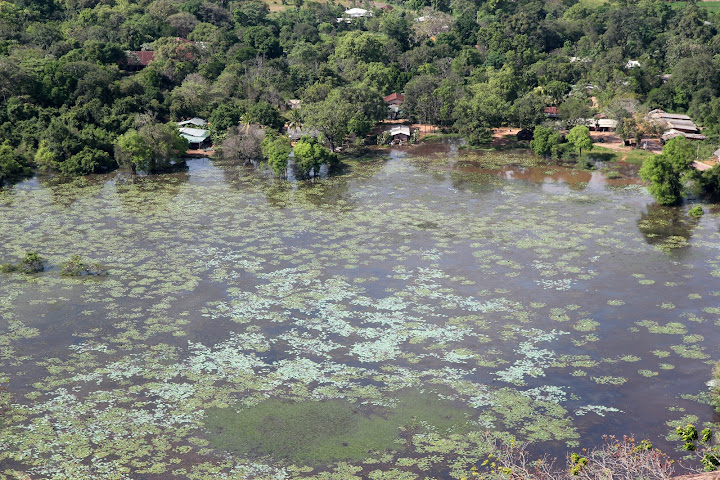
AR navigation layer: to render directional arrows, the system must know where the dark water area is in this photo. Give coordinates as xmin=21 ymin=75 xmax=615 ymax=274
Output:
xmin=0 ymin=147 xmax=718 ymax=479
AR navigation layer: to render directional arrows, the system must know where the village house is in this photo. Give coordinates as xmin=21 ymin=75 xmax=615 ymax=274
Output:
xmin=384 ymin=93 xmax=404 ymax=119
xmin=119 ymin=51 xmax=155 ymax=71
xmin=649 ymin=110 xmax=700 ymax=133
xmin=661 ymin=129 xmax=706 ymax=143
xmin=581 ymin=117 xmax=618 ymax=131
xmin=179 ymin=127 xmax=211 ymax=149
xmin=649 ymin=109 xmax=706 ymax=143
xmin=544 ymin=106 xmax=559 ymax=119
xmin=387 ymin=126 xmax=411 ymax=144
xmin=337 ymin=8 xmax=372 ymax=22
xmin=177 ymin=118 xmax=207 ymax=128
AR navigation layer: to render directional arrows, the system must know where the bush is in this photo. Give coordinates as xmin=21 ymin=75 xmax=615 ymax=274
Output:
xmin=576 ymin=155 xmax=595 ymax=170
xmin=677 ymin=424 xmax=720 ymax=471
xmin=1 ymin=251 xmax=45 ymax=274
xmin=475 ymin=434 xmax=674 ymax=480
xmin=20 ymin=252 xmax=44 ymax=273
xmin=60 ymin=255 xmax=107 ymax=277
xmin=689 ymin=206 xmax=704 ymax=217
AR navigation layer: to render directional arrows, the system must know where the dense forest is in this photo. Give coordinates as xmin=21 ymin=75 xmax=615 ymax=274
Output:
xmin=1 ymin=0 xmax=720 ymax=183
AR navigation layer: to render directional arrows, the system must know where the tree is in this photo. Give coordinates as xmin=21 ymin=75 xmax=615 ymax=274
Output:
xmin=220 ymin=125 xmax=265 ymax=163
xmin=243 ymin=26 xmax=282 ymax=58
xmin=60 ymin=146 xmax=115 ymax=176
xmin=115 ymin=122 xmax=188 ymax=173
xmin=248 ymin=102 xmax=284 ymax=131
xmin=261 ymin=133 xmax=291 ymax=177
xmin=530 ymin=126 xmax=564 ymax=158
xmin=304 ymin=86 xmax=384 ymax=152
xmin=511 ymin=92 xmax=546 ymax=130
xmin=566 ymin=125 xmax=593 ymax=156
xmin=639 ymin=136 xmax=695 ymax=205
xmin=558 ymin=98 xmax=592 ymax=128
xmin=293 ymin=136 xmax=338 ymax=177
xmin=0 ymin=142 xmax=31 ymax=184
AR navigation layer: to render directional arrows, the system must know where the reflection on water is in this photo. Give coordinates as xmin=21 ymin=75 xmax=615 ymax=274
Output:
xmin=637 ymin=203 xmax=699 ymax=252
xmin=0 ymin=149 xmax=718 ymax=480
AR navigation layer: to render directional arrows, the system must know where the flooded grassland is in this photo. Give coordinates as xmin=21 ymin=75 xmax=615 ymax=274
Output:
xmin=0 ymin=149 xmax=719 ymax=479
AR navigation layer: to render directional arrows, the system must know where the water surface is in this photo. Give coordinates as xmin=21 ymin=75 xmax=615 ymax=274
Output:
xmin=0 ymin=150 xmax=718 ymax=479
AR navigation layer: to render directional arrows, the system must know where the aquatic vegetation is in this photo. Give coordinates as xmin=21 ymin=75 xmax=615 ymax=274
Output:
xmin=0 ymin=251 xmax=45 ymax=274
xmin=204 ymin=390 xmax=475 ymax=465
xmin=689 ymin=206 xmax=704 ymax=218
xmin=0 ymin=154 xmax=717 ymax=479
xmin=60 ymin=255 xmax=108 ymax=277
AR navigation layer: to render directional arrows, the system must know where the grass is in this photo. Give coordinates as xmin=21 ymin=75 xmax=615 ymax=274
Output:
xmin=671 ymin=1 xmax=720 ymax=13
xmin=589 ymin=145 xmax=656 ymax=165
xmin=579 ymin=0 xmax=720 ymax=12
xmin=421 ymin=133 xmax=462 ymax=142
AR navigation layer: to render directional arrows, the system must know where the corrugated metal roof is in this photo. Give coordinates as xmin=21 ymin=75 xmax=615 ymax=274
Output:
xmin=179 ymin=127 xmax=210 ymax=143
xmin=389 ymin=126 xmax=411 ymax=136
xmin=177 ymin=118 xmax=207 ymax=127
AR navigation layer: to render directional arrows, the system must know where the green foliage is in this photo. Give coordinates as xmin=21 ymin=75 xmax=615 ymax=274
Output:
xmin=293 ymin=136 xmax=338 ymax=177
xmin=0 ymin=142 xmax=31 ymax=183
xmin=114 ymin=122 xmax=188 ymax=173
xmin=639 ymin=137 xmax=695 ymax=205
xmin=60 ymin=255 xmax=107 ymax=277
xmin=530 ymin=126 xmax=564 ymax=158
xmin=566 ymin=125 xmax=593 ymax=156
xmin=688 ymin=206 xmax=704 ymax=217
xmin=677 ymin=424 xmax=720 ymax=471
xmin=261 ymin=132 xmax=292 ymax=177
xmin=248 ymin=102 xmax=284 ymax=131
xmin=1 ymin=251 xmax=45 ymax=274
xmin=60 ymin=147 xmax=115 ymax=176
xmin=569 ymin=452 xmax=589 ymax=475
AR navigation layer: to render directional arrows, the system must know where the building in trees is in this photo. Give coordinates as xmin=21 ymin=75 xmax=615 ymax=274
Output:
xmin=387 ymin=126 xmax=411 ymax=144
xmin=179 ymin=127 xmax=211 ymax=149
xmin=120 ymin=51 xmax=156 ymax=71
xmin=384 ymin=93 xmax=405 ymax=119
xmin=177 ymin=118 xmax=207 ymax=128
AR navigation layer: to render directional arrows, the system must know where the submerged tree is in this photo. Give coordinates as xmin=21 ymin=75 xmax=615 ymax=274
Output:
xmin=220 ymin=125 xmax=265 ymax=163
xmin=114 ymin=122 xmax=188 ymax=174
xmin=293 ymin=136 xmax=338 ymax=177
xmin=261 ymin=133 xmax=292 ymax=177
xmin=639 ymin=136 xmax=695 ymax=205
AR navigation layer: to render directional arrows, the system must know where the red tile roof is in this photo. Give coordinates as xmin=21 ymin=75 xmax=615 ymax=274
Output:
xmin=544 ymin=106 xmax=559 ymax=115
xmin=384 ymin=92 xmax=405 ymax=103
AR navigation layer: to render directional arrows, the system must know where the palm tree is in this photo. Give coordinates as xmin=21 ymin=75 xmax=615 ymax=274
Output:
xmin=239 ymin=112 xmax=252 ymax=133
xmin=287 ymin=109 xmax=303 ymax=132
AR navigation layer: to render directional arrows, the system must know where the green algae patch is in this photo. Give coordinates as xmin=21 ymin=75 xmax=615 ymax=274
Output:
xmin=203 ymin=390 xmax=474 ymax=465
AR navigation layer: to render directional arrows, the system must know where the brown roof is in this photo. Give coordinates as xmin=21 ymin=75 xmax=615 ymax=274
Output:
xmin=544 ymin=106 xmax=559 ymax=115
xmin=384 ymin=92 xmax=405 ymax=103
xmin=127 ymin=51 xmax=155 ymax=66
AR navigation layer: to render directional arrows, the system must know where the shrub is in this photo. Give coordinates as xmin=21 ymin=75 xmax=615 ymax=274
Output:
xmin=677 ymin=424 xmax=720 ymax=471
xmin=1 ymin=252 xmax=45 ymax=274
xmin=19 ymin=252 xmax=44 ymax=273
xmin=689 ymin=206 xmax=704 ymax=217
xmin=60 ymin=255 xmax=107 ymax=277
xmin=475 ymin=434 xmax=674 ymax=480
xmin=576 ymin=155 xmax=595 ymax=170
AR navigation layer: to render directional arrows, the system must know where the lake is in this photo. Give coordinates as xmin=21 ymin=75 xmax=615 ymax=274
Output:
xmin=0 ymin=146 xmax=718 ymax=479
